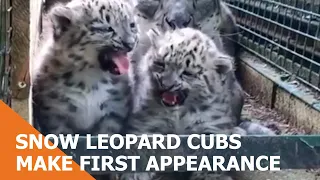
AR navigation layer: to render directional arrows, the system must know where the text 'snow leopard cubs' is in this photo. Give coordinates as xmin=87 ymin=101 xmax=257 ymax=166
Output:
xmin=120 ymin=27 xmax=245 ymax=180
xmin=31 ymin=0 xmax=138 ymax=136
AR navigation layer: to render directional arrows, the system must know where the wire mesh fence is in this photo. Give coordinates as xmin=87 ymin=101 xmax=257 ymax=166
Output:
xmin=0 ymin=0 xmax=12 ymax=106
xmin=225 ymin=0 xmax=320 ymax=93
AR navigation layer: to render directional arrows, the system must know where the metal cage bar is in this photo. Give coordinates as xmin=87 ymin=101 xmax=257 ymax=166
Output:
xmin=0 ymin=0 xmax=12 ymax=106
xmin=225 ymin=0 xmax=320 ymax=93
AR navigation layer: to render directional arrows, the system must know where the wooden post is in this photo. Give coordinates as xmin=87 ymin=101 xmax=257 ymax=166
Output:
xmin=11 ymin=0 xmax=30 ymax=100
xmin=29 ymin=0 xmax=43 ymax=126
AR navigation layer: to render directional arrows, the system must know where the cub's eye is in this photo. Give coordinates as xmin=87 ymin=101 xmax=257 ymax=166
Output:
xmin=154 ymin=61 xmax=165 ymax=67
xmin=182 ymin=71 xmax=193 ymax=76
xmin=130 ymin=23 xmax=136 ymax=28
xmin=107 ymin=27 xmax=114 ymax=32
xmin=152 ymin=61 xmax=165 ymax=72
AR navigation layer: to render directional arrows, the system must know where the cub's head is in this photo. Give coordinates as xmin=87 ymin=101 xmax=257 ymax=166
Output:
xmin=134 ymin=0 xmax=221 ymax=31
xmin=47 ymin=0 xmax=138 ymax=74
xmin=145 ymin=27 xmax=234 ymax=107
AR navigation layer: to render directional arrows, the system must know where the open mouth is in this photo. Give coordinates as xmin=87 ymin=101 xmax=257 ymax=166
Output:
xmin=98 ymin=49 xmax=129 ymax=75
xmin=160 ymin=89 xmax=188 ymax=107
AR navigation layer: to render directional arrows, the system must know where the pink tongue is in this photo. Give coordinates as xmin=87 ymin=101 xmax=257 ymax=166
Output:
xmin=161 ymin=92 xmax=178 ymax=105
xmin=112 ymin=54 xmax=129 ymax=74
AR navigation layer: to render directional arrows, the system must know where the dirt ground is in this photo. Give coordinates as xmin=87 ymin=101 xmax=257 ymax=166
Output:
xmin=241 ymin=92 xmax=307 ymax=135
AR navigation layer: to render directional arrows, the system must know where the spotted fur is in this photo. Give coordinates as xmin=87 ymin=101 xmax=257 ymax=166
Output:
xmin=128 ymin=0 xmax=243 ymax=120
xmin=120 ymin=27 xmax=244 ymax=180
xmin=32 ymin=0 xmax=138 ymax=137
xmin=130 ymin=0 xmax=277 ymax=135
xmin=133 ymin=28 xmax=241 ymax=134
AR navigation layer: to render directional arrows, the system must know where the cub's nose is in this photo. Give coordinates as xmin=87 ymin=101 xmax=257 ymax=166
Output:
xmin=122 ymin=41 xmax=135 ymax=51
xmin=165 ymin=14 xmax=192 ymax=29
xmin=121 ymin=35 xmax=136 ymax=52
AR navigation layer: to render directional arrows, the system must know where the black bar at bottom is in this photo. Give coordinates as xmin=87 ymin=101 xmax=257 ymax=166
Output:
xmin=57 ymin=135 xmax=320 ymax=174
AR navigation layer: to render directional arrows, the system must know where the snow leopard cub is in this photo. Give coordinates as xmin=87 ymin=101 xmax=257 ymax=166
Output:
xmin=129 ymin=0 xmax=276 ymax=135
xmin=32 ymin=0 xmax=138 ymax=136
xmin=120 ymin=27 xmax=243 ymax=180
xmin=128 ymin=0 xmax=244 ymax=125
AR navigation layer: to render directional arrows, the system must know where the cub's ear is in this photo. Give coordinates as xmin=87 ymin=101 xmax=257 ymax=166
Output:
xmin=135 ymin=0 xmax=160 ymax=18
xmin=49 ymin=4 xmax=73 ymax=40
xmin=128 ymin=0 xmax=139 ymax=7
xmin=146 ymin=27 xmax=164 ymax=49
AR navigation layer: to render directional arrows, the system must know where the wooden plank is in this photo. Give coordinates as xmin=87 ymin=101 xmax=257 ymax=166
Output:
xmin=29 ymin=0 xmax=43 ymax=125
xmin=11 ymin=0 xmax=30 ymax=99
